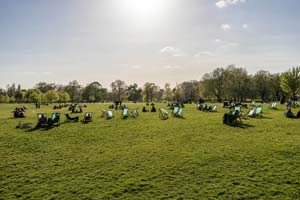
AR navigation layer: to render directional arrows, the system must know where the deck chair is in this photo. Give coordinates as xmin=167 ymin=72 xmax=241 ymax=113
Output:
xmin=270 ymin=102 xmax=277 ymax=110
xmin=37 ymin=113 xmax=48 ymax=127
xmin=210 ymin=105 xmax=217 ymax=112
xmin=101 ymin=109 xmax=114 ymax=119
xmin=122 ymin=108 xmax=129 ymax=119
xmin=82 ymin=112 xmax=92 ymax=123
xmin=159 ymin=108 xmax=169 ymax=120
xmin=197 ymin=103 xmax=203 ymax=110
xmin=247 ymin=106 xmax=263 ymax=118
xmin=107 ymin=110 xmax=114 ymax=119
xmin=173 ymin=106 xmax=183 ymax=118
xmin=247 ymin=108 xmax=256 ymax=117
xmin=254 ymin=106 xmax=263 ymax=117
xmin=65 ymin=114 xmax=79 ymax=122
xmin=48 ymin=113 xmax=61 ymax=127
xmin=130 ymin=108 xmax=138 ymax=118
xmin=223 ymin=109 xmax=242 ymax=125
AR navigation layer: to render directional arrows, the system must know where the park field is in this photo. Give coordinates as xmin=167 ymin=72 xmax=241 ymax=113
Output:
xmin=0 ymin=103 xmax=300 ymax=200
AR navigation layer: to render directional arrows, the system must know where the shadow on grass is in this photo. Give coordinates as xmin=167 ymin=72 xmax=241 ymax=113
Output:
xmin=26 ymin=125 xmax=57 ymax=132
xmin=226 ymin=123 xmax=255 ymax=129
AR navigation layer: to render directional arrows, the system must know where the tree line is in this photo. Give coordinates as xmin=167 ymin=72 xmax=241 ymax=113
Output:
xmin=0 ymin=65 xmax=299 ymax=103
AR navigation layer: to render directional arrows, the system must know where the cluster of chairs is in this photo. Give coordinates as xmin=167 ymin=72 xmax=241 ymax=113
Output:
xmin=223 ymin=101 xmax=248 ymax=109
xmin=159 ymin=106 xmax=184 ymax=120
xmin=223 ymin=106 xmax=242 ymax=125
xmin=101 ymin=107 xmax=139 ymax=119
xmin=37 ymin=113 xmax=61 ymax=128
xmin=246 ymin=105 xmax=263 ymax=118
xmin=12 ymin=107 xmax=27 ymax=118
xmin=223 ymin=105 xmax=263 ymax=126
xmin=197 ymin=104 xmax=217 ymax=112
xmin=167 ymin=102 xmax=185 ymax=110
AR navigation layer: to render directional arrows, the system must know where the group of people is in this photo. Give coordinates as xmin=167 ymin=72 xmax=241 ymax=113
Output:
xmin=12 ymin=107 xmax=27 ymax=118
xmin=141 ymin=102 xmax=156 ymax=112
xmin=167 ymin=102 xmax=185 ymax=110
xmin=285 ymin=107 xmax=300 ymax=118
xmin=142 ymin=105 xmax=156 ymax=112
xmin=68 ymin=104 xmax=86 ymax=113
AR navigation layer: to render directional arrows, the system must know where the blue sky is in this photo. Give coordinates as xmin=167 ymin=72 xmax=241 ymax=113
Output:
xmin=0 ymin=0 xmax=300 ymax=88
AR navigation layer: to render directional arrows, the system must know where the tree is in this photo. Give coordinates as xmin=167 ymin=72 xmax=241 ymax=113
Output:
xmin=224 ymin=65 xmax=250 ymax=101
xmin=14 ymin=84 xmax=23 ymax=103
xmin=45 ymin=90 xmax=59 ymax=103
xmin=178 ymin=81 xmax=201 ymax=102
xmin=58 ymin=92 xmax=70 ymax=103
xmin=24 ymin=89 xmax=41 ymax=102
xmin=163 ymin=83 xmax=173 ymax=101
xmin=35 ymin=82 xmax=57 ymax=93
xmin=202 ymin=68 xmax=226 ymax=101
xmin=280 ymin=67 xmax=300 ymax=99
xmin=6 ymin=83 xmax=16 ymax=97
xmin=127 ymin=83 xmax=143 ymax=102
xmin=143 ymin=82 xmax=158 ymax=102
xmin=64 ymin=81 xmax=82 ymax=102
xmin=253 ymin=70 xmax=271 ymax=102
xmin=82 ymin=82 xmax=106 ymax=102
xmin=270 ymin=73 xmax=283 ymax=101
xmin=111 ymin=80 xmax=126 ymax=101
xmin=28 ymin=92 xmax=42 ymax=103
xmin=0 ymin=89 xmax=9 ymax=103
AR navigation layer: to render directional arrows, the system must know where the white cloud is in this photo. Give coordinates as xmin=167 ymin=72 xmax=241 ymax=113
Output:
xmin=42 ymin=72 xmax=53 ymax=76
xmin=130 ymin=65 xmax=142 ymax=69
xmin=23 ymin=72 xmax=37 ymax=75
xmin=163 ymin=65 xmax=181 ymax=70
xmin=160 ymin=46 xmax=185 ymax=57
xmin=242 ymin=24 xmax=248 ymax=29
xmin=216 ymin=1 xmax=227 ymax=8
xmin=221 ymin=24 xmax=231 ymax=31
xmin=216 ymin=0 xmax=246 ymax=8
xmin=194 ymin=51 xmax=214 ymax=57
xmin=215 ymin=38 xmax=222 ymax=43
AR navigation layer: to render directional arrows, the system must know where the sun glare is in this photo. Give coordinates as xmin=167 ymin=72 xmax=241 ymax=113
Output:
xmin=119 ymin=0 xmax=168 ymax=22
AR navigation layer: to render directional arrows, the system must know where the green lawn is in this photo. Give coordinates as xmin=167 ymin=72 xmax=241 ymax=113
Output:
xmin=1 ymin=103 xmax=300 ymax=200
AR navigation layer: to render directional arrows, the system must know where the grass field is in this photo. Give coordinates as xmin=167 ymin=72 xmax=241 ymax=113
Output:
xmin=1 ymin=103 xmax=300 ymax=200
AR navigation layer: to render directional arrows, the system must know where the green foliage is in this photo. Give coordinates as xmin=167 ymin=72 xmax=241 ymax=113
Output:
xmin=58 ymin=92 xmax=70 ymax=103
xmin=64 ymin=80 xmax=82 ymax=102
xmin=280 ymin=67 xmax=300 ymax=98
xmin=9 ymin=96 xmax=16 ymax=103
xmin=143 ymin=82 xmax=158 ymax=102
xmin=253 ymin=70 xmax=271 ymax=101
xmin=0 ymin=94 xmax=9 ymax=103
xmin=28 ymin=92 xmax=41 ymax=103
xmin=127 ymin=83 xmax=143 ymax=102
xmin=111 ymin=80 xmax=126 ymax=101
xmin=82 ymin=82 xmax=106 ymax=102
xmin=45 ymin=90 xmax=59 ymax=103
xmin=1 ymin=103 xmax=300 ymax=199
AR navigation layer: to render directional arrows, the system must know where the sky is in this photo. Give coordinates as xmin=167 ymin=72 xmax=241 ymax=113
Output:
xmin=0 ymin=0 xmax=300 ymax=89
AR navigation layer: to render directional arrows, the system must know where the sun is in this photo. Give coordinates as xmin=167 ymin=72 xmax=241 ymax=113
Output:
xmin=119 ymin=0 xmax=168 ymax=22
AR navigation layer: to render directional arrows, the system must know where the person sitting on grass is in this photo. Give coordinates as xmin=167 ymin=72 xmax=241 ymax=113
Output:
xmin=13 ymin=108 xmax=25 ymax=118
xmin=285 ymin=107 xmax=296 ymax=118
xmin=151 ymin=105 xmax=156 ymax=112
xmin=297 ymin=111 xmax=300 ymax=119
xmin=142 ymin=106 xmax=149 ymax=112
